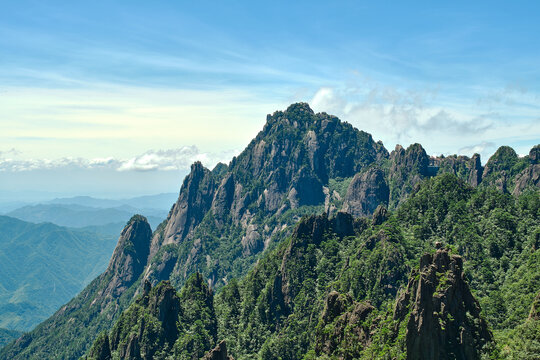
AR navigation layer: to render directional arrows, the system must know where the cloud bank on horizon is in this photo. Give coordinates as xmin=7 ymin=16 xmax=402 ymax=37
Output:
xmin=0 ymin=146 xmax=238 ymax=173
xmin=1 ymin=1 xmax=539 ymax=196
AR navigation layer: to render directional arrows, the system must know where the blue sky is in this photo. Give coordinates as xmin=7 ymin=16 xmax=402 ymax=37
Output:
xmin=1 ymin=1 xmax=539 ymax=198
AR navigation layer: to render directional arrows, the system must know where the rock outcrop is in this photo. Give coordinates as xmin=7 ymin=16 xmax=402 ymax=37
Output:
xmin=394 ymin=248 xmax=492 ymax=360
xmin=315 ymin=291 xmax=374 ymax=358
xmin=102 ymin=215 xmax=153 ymax=298
xmin=482 ymin=146 xmax=521 ymax=193
xmin=280 ymin=213 xmax=357 ymax=308
xmin=91 ymin=274 xmax=219 ymax=360
xmin=87 ymin=332 xmax=111 ymax=360
xmin=512 ymin=145 xmax=540 ymax=195
xmin=156 ymin=162 xmax=217 ymax=250
xmin=372 ymin=204 xmax=388 ymax=226
xmin=388 ymin=144 xmax=430 ymax=209
xmin=435 ymin=154 xmax=483 ymax=187
xmin=106 ymin=281 xmax=181 ymax=360
xmin=145 ymin=103 xmax=389 ymax=289
xmin=468 ymin=154 xmax=483 ymax=187
xmin=342 ymin=167 xmax=389 ymax=218
xmin=202 ymin=340 xmax=234 ymax=360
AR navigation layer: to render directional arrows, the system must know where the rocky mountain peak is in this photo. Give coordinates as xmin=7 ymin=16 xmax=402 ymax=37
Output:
xmin=394 ymin=248 xmax=492 ymax=360
xmin=102 ymin=215 xmax=152 ymax=298
xmin=482 ymin=146 xmax=518 ymax=191
xmin=468 ymin=153 xmax=483 ymax=186
xmin=158 ymin=162 xmax=215 ymax=247
xmin=388 ymin=143 xmax=430 ymax=208
xmin=530 ymin=145 xmax=540 ymax=164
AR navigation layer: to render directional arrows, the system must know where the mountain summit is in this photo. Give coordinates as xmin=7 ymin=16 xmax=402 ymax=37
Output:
xmin=2 ymin=104 xmax=538 ymax=359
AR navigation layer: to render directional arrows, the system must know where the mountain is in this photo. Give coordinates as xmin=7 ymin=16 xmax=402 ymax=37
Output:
xmin=0 ymin=216 xmax=117 ymax=330
xmin=145 ymin=103 xmax=388 ymax=289
xmin=6 ymin=203 xmax=166 ymax=232
xmin=0 ymin=329 xmax=21 ymax=350
xmin=85 ymin=174 xmax=537 ymax=359
xmin=2 ymin=103 xmax=538 ymax=359
xmin=44 ymin=193 xmax=178 ymax=211
xmin=3 ymin=193 xmax=177 ymax=237
xmin=0 ymin=216 xmax=153 ymax=358
xmin=88 ymin=275 xmax=217 ymax=360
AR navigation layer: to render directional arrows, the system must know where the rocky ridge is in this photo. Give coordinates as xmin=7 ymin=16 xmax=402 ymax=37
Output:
xmin=394 ymin=247 xmax=492 ymax=360
xmin=2 ymin=104 xmax=538 ymax=360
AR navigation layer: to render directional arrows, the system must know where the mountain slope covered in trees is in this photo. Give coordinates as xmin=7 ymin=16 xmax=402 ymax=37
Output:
xmin=0 ymin=216 xmax=117 ymax=331
xmin=1 ymin=104 xmax=538 ymax=359
xmin=86 ymin=174 xmax=538 ymax=359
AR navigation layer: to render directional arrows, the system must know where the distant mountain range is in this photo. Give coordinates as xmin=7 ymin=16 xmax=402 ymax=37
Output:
xmin=0 ymin=194 xmax=176 ymax=332
xmin=1 ymin=104 xmax=538 ymax=359
xmin=2 ymin=193 xmax=177 ymax=237
xmin=0 ymin=216 xmax=118 ymax=331
xmin=43 ymin=193 xmax=178 ymax=210
xmin=6 ymin=203 xmax=165 ymax=233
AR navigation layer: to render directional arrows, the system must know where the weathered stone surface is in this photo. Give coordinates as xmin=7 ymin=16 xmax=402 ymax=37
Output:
xmin=145 ymin=103 xmax=389 ymax=288
xmin=162 ymin=162 xmax=217 ymax=246
xmin=211 ymin=173 xmax=236 ymax=222
xmin=202 ymin=340 xmax=234 ymax=360
xmin=433 ymin=154 xmax=484 ymax=187
xmin=108 ymin=281 xmax=181 ymax=360
xmin=280 ymin=214 xmax=356 ymax=308
xmin=482 ymin=146 xmax=519 ymax=193
xmin=241 ymin=224 xmax=263 ymax=256
xmin=529 ymin=144 xmax=540 ymax=164
xmin=372 ymin=204 xmax=388 ymax=226
xmin=468 ymin=154 xmax=483 ymax=187
xmin=512 ymin=164 xmax=540 ymax=195
xmin=394 ymin=248 xmax=492 ymax=360
xmin=88 ymin=333 xmax=111 ymax=360
xmin=388 ymin=144 xmax=430 ymax=209
xmin=512 ymin=145 xmax=540 ymax=195
xmin=342 ymin=167 xmax=389 ymax=217
xmin=315 ymin=291 xmax=374 ymax=358
xmin=102 ymin=216 xmax=152 ymax=299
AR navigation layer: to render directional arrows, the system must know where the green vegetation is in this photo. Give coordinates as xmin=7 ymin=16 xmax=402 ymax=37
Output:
xmin=0 ymin=216 xmax=117 ymax=331
xmin=0 ymin=329 xmax=21 ymax=349
xmin=88 ymin=173 xmax=537 ymax=359
xmin=1 ymin=104 xmax=538 ymax=359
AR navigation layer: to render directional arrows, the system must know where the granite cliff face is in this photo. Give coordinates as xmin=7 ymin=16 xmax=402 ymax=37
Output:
xmin=202 ymin=341 xmax=234 ymax=360
xmin=387 ymin=144 xmax=430 ymax=209
xmin=394 ymin=248 xmax=492 ymax=360
xmin=153 ymin=162 xmax=217 ymax=253
xmin=102 ymin=215 xmax=153 ymax=298
xmin=97 ymin=281 xmax=181 ymax=360
xmin=3 ymin=104 xmax=538 ymax=360
xmin=512 ymin=145 xmax=540 ymax=195
xmin=435 ymin=153 xmax=483 ymax=187
xmin=342 ymin=167 xmax=389 ymax=217
xmin=144 ymin=103 xmax=389 ymax=289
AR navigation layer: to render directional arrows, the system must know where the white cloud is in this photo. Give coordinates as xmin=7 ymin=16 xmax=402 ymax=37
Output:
xmin=309 ymin=81 xmax=540 ymax=158
xmin=458 ymin=142 xmax=496 ymax=156
xmin=0 ymin=146 xmax=239 ymax=173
